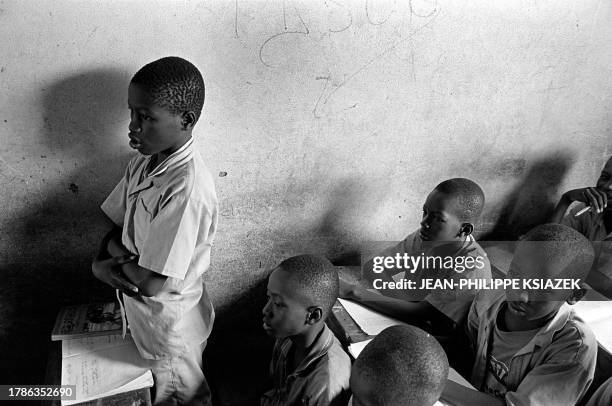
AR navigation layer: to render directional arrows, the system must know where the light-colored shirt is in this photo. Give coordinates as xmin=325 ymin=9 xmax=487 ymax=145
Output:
xmin=261 ymin=325 xmax=351 ymax=406
xmin=483 ymin=309 xmax=539 ymax=399
xmin=101 ymin=137 xmax=218 ymax=359
xmin=467 ymin=290 xmax=598 ymax=406
xmin=371 ymin=231 xmax=492 ymax=324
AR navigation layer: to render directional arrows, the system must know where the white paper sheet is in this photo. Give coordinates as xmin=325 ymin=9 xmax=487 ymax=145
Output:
xmin=572 ymin=289 xmax=612 ymax=353
xmin=61 ymin=335 xmax=153 ymax=405
xmin=62 ymin=334 xmax=127 ymax=358
xmin=337 ymin=297 xmax=407 ymax=335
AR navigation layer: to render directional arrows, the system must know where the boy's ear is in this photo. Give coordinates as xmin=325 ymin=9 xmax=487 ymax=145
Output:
xmin=306 ymin=307 xmax=323 ymax=325
xmin=181 ymin=111 xmax=197 ymax=130
xmin=459 ymin=223 xmax=474 ymax=237
xmin=567 ymin=283 xmax=589 ymax=305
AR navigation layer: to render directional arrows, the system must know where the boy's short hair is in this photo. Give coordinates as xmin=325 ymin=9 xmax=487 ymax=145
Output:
xmin=519 ymin=223 xmax=594 ymax=280
xmin=277 ymin=255 xmax=338 ymax=317
xmin=434 ymin=178 xmax=485 ymax=223
xmin=353 ymin=325 xmax=448 ymax=406
xmin=131 ymin=56 xmax=205 ymax=121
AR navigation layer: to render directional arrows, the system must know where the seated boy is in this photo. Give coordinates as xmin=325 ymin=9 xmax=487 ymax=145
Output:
xmin=349 ymin=325 xmax=449 ymax=406
xmin=550 ymin=155 xmax=612 ymax=298
xmin=340 ymin=178 xmax=491 ymax=333
xmin=442 ymin=223 xmax=598 ymax=406
xmin=261 ymin=254 xmax=351 ymax=406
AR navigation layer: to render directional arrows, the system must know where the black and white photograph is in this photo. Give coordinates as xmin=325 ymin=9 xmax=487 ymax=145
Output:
xmin=1 ymin=1 xmax=611 ymax=405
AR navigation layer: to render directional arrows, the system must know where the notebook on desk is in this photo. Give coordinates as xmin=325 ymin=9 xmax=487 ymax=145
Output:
xmin=61 ymin=335 xmax=153 ymax=405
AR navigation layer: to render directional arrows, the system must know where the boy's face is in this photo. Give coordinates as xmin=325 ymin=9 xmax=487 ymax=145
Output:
xmin=596 ymin=158 xmax=612 ymax=208
xmin=262 ymin=268 xmax=311 ymax=339
xmin=505 ymin=244 xmax=571 ymax=321
xmin=420 ymin=190 xmax=466 ymax=244
xmin=127 ymin=83 xmax=186 ymax=157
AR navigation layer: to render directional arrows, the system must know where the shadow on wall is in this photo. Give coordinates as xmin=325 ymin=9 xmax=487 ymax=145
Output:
xmin=312 ymin=178 xmax=367 ymax=265
xmin=269 ymin=178 xmax=368 ymax=267
xmin=481 ymin=151 xmax=575 ymax=240
xmin=0 ymin=69 xmax=132 ymax=383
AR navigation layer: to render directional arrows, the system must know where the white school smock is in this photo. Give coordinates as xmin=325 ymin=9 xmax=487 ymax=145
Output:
xmin=101 ymin=137 xmax=218 ymax=359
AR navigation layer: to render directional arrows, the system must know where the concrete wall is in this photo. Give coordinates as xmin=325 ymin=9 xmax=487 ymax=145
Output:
xmin=1 ymin=0 xmax=611 ymax=397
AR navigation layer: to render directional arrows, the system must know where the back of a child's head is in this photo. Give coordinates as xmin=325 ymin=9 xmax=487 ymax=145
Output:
xmin=131 ymin=56 xmax=205 ymax=121
xmin=518 ymin=223 xmax=594 ymax=280
xmin=433 ymin=178 xmax=485 ymax=223
xmin=277 ymin=254 xmax=339 ymax=317
xmin=352 ymin=325 xmax=449 ymax=406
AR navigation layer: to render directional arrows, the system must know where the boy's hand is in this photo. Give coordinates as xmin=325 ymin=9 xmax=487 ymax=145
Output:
xmin=339 ymin=277 xmax=363 ymax=300
xmin=92 ymin=254 xmax=140 ymax=296
xmin=563 ymin=187 xmax=608 ymax=213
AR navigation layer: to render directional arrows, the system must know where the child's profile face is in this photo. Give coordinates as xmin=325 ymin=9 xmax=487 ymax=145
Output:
xmin=596 ymin=157 xmax=612 ymax=208
xmin=262 ymin=268 xmax=311 ymax=339
xmin=419 ymin=190 xmax=465 ymax=244
xmin=127 ymin=83 xmax=185 ymax=157
xmin=505 ymin=244 xmax=570 ymax=321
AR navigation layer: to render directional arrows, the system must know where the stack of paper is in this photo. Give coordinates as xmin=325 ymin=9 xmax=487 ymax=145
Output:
xmin=61 ymin=335 xmax=153 ymax=405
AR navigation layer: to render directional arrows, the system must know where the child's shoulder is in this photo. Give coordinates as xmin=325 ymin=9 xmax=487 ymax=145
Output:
xmin=306 ymin=334 xmax=351 ymax=402
xmin=550 ymin=309 xmax=598 ymax=357
xmin=125 ymin=153 xmax=148 ymax=176
xmin=310 ymin=329 xmax=351 ymax=378
xmin=325 ymin=333 xmax=351 ymax=371
xmin=161 ymin=154 xmax=217 ymax=206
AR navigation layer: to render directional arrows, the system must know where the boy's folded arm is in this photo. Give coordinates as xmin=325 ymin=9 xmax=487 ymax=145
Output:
xmin=440 ymin=380 xmax=505 ymax=406
xmin=105 ymin=231 xmax=167 ymax=297
xmin=119 ymin=261 xmax=167 ymax=297
xmin=107 ymin=229 xmax=130 ymax=257
xmin=347 ymin=287 xmax=435 ymax=322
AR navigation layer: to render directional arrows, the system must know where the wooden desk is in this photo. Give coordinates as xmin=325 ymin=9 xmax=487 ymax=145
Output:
xmin=327 ymin=299 xmax=370 ymax=346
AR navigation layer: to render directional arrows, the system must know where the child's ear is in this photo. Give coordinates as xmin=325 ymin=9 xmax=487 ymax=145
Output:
xmin=459 ymin=223 xmax=474 ymax=237
xmin=306 ymin=307 xmax=323 ymax=325
xmin=567 ymin=283 xmax=588 ymax=305
xmin=181 ymin=111 xmax=197 ymax=130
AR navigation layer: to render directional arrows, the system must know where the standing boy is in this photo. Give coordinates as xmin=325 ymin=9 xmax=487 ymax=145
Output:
xmin=443 ymin=224 xmax=598 ymax=406
xmin=92 ymin=56 xmax=217 ymax=406
xmin=261 ymin=255 xmax=351 ymax=406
